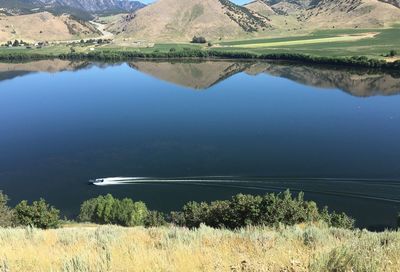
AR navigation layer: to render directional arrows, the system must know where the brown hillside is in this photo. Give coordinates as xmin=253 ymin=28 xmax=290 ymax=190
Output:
xmin=301 ymin=0 xmax=400 ymax=28
xmin=0 ymin=12 xmax=99 ymax=43
xmin=107 ymin=0 xmax=272 ymax=42
xmin=244 ymin=0 xmax=276 ymax=16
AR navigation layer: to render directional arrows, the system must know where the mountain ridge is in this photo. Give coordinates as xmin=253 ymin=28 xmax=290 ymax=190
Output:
xmin=107 ymin=0 xmax=272 ymax=41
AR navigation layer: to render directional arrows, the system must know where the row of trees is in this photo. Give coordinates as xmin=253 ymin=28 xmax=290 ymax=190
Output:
xmin=2 ymin=190 xmax=399 ymax=230
xmin=170 ymin=191 xmax=355 ymax=229
xmin=0 ymin=192 xmax=59 ymax=229
xmin=1 ymin=190 xmax=358 ymax=230
xmin=0 ymin=49 xmax=399 ymax=70
xmin=1 ymin=40 xmax=29 ymax=47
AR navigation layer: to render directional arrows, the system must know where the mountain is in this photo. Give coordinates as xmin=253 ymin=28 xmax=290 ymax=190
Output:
xmin=107 ymin=0 xmax=272 ymax=41
xmin=0 ymin=12 xmax=100 ymax=42
xmin=39 ymin=0 xmax=146 ymax=13
xmin=245 ymin=0 xmax=316 ymax=14
xmin=301 ymin=0 xmax=400 ymax=28
xmin=243 ymin=1 xmax=276 ymax=16
xmin=378 ymin=0 xmax=400 ymax=7
xmin=244 ymin=0 xmax=400 ymax=29
xmin=0 ymin=0 xmax=145 ymax=19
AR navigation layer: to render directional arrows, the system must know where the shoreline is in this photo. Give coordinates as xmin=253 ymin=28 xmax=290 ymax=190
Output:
xmin=0 ymin=49 xmax=399 ymax=70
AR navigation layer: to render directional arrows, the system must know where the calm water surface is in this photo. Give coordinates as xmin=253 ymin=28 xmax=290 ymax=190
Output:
xmin=0 ymin=60 xmax=399 ymax=229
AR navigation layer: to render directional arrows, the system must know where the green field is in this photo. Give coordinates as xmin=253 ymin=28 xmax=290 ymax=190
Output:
xmin=212 ymin=26 xmax=400 ymax=59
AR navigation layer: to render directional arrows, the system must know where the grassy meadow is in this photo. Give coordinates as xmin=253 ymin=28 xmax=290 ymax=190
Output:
xmin=215 ymin=25 xmax=400 ymax=59
xmin=0 ymin=224 xmax=399 ymax=272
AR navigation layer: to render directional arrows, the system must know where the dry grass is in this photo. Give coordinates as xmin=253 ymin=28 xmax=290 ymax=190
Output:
xmin=0 ymin=224 xmax=399 ymax=272
xmin=0 ymin=12 xmax=98 ymax=43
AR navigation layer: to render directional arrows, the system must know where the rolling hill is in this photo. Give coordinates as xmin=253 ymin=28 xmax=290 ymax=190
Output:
xmin=301 ymin=0 xmax=400 ymax=28
xmin=107 ymin=0 xmax=272 ymax=41
xmin=244 ymin=0 xmax=400 ymax=31
xmin=0 ymin=12 xmax=100 ymax=42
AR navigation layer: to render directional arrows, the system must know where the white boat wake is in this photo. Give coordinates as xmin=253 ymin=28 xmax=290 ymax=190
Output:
xmin=88 ymin=176 xmax=400 ymax=204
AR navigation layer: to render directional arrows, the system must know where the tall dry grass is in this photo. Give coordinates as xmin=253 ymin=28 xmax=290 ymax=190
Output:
xmin=0 ymin=224 xmax=399 ymax=272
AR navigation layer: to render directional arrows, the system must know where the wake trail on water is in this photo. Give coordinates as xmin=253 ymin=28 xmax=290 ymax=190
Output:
xmin=90 ymin=176 xmax=400 ymax=203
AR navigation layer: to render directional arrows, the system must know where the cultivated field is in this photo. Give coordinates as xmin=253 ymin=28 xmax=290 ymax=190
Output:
xmin=0 ymin=224 xmax=399 ymax=272
xmin=216 ymin=25 xmax=400 ymax=58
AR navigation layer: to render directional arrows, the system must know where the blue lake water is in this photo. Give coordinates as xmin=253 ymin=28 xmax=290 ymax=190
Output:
xmin=0 ymin=60 xmax=399 ymax=229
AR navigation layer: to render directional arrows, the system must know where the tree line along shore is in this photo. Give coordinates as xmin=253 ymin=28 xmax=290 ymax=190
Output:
xmin=0 ymin=49 xmax=399 ymax=70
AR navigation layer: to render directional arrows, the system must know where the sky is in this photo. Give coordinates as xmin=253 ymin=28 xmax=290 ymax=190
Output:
xmin=139 ymin=0 xmax=251 ymax=4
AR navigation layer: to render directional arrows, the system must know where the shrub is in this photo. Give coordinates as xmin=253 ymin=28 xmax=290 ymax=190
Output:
xmin=169 ymin=48 xmax=176 ymax=52
xmin=144 ymin=211 xmax=167 ymax=227
xmin=191 ymin=36 xmax=207 ymax=44
xmin=78 ymin=194 xmax=148 ymax=227
xmin=14 ymin=199 xmax=60 ymax=229
xmin=320 ymin=207 xmax=355 ymax=229
xmin=175 ymin=191 xmax=354 ymax=229
xmin=389 ymin=50 xmax=398 ymax=57
xmin=0 ymin=191 xmax=13 ymax=227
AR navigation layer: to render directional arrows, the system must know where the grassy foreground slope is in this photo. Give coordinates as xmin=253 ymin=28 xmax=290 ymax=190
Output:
xmin=0 ymin=224 xmax=399 ymax=271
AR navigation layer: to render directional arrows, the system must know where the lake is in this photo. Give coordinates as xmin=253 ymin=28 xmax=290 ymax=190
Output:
xmin=0 ymin=59 xmax=399 ymax=229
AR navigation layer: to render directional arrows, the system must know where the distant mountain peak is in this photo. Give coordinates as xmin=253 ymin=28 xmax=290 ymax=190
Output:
xmin=0 ymin=0 xmax=146 ymax=17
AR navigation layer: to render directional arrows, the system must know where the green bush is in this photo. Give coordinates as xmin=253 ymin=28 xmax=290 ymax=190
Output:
xmin=320 ymin=207 xmax=355 ymax=229
xmin=144 ymin=211 xmax=167 ymax=227
xmin=78 ymin=194 xmax=148 ymax=227
xmin=14 ymin=199 xmax=60 ymax=229
xmin=175 ymin=191 xmax=354 ymax=229
xmin=0 ymin=191 xmax=13 ymax=227
xmin=191 ymin=36 xmax=207 ymax=44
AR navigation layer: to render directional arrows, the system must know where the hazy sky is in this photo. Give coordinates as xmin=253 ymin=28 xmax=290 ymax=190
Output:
xmin=139 ymin=0 xmax=251 ymax=4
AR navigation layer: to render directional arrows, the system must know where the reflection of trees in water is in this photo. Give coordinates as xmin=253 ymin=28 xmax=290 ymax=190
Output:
xmin=1 ymin=59 xmax=400 ymax=97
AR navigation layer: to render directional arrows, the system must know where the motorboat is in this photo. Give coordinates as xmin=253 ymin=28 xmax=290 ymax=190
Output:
xmin=89 ymin=177 xmax=144 ymax=186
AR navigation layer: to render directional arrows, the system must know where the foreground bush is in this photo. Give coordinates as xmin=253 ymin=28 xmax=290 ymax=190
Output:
xmin=13 ymin=199 xmax=60 ymax=229
xmin=173 ymin=190 xmax=354 ymax=229
xmin=0 ymin=192 xmax=13 ymax=227
xmin=398 ymin=213 xmax=400 ymax=229
xmin=78 ymin=194 xmax=149 ymax=227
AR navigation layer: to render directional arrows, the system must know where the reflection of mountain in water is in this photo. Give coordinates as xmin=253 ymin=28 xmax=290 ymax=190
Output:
xmin=1 ymin=59 xmax=399 ymax=97
xmin=0 ymin=60 xmax=91 ymax=82
xmin=130 ymin=61 xmax=400 ymax=97
xmin=245 ymin=63 xmax=400 ymax=97
xmin=129 ymin=61 xmax=252 ymax=90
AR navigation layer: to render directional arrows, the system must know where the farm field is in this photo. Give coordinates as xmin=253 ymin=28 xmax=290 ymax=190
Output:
xmin=215 ymin=25 xmax=400 ymax=58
